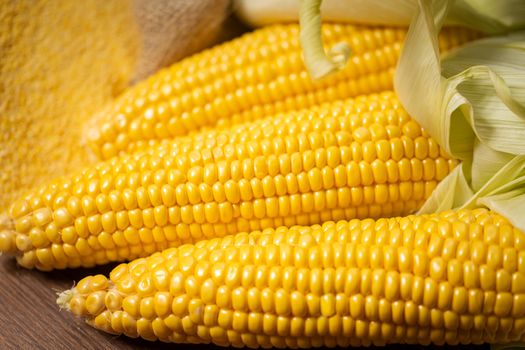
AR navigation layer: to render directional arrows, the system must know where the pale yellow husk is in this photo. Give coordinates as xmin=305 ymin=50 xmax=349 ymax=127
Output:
xmin=394 ymin=1 xmax=525 ymax=232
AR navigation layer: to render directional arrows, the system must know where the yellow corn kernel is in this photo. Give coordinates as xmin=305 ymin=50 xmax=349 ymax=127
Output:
xmin=88 ymin=24 xmax=480 ymax=160
xmin=59 ymin=208 xmax=525 ymax=346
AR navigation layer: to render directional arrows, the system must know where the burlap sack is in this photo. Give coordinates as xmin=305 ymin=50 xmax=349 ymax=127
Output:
xmin=132 ymin=0 xmax=231 ymax=81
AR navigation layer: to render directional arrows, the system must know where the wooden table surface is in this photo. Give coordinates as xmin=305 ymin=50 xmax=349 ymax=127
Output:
xmin=0 ymin=254 xmax=490 ymax=350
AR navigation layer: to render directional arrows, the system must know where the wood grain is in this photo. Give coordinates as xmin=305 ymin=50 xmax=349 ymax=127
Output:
xmin=0 ymin=254 xmax=489 ymax=350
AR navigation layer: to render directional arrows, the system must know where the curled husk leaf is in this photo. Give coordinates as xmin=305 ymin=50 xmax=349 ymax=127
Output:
xmin=395 ymin=0 xmax=525 ymax=232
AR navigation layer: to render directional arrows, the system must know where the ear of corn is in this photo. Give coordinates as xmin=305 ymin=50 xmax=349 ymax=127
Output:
xmin=58 ymin=208 xmax=525 ymax=346
xmin=0 ymin=92 xmax=458 ymax=270
xmin=86 ymin=23 xmax=480 ymax=160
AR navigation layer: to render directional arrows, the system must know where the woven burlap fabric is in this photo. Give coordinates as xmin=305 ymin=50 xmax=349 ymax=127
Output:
xmin=132 ymin=0 xmax=230 ymax=81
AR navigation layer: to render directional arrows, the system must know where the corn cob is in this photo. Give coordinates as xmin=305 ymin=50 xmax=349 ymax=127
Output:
xmin=87 ymin=24 xmax=479 ymax=160
xmin=58 ymin=208 xmax=525 ymax=346
xmin=0 ymin=92 xmax=458 ymax=270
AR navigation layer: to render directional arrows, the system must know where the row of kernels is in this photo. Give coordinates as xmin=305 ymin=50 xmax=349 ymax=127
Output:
xmin=19 ymin=147 xmax=445 ymax=214
xmin=119 ymin=276 xmax=525 ymax=324
xmin=96 ymin=308 xmax=520 ymax=346
xmin=217 ymin=70 xmax=395 ymax=127
xmin=139 ymin=226 xmax=520 ymax=284
xmin=76 ymin=266 xmax=521 ymax=323
xmin=230 ymin=201 xmax=419 ymax=234
xmin=20 ymin=178 xmax=431 ymax=238
xmin=168 ymin=167 xmax=435 ymax=202
xmin=347 ymin=44 xmax=399 ymax=77
xmin=168 ymin=155 xmax=450 ymax=189
xmin=148 ymin=246 xmax=475 ymax=293
xmin=14 ymin=199 xmax=421 ymax=269
xmin=349 ymin=92 xmax=399 ymax=111
xmin=213 ymin=146 xmax=446 ymax=183
xmin=159 ymin=200 xmax=407 ymax=244
xmin=131 ymin=201 xmax=380 ymax=246
xmin=221 ymin=93 xmax=399 ymax=132
xmin=90 ymin=310 xmax=422 ymax=347
xmin=16 ymin=238 xmax=176 ymax=270
xmin=199 ymin=246 xmax=506 ymax=290
xmin=188 ymin=291 xmax=522 ymax=328
xmin=74 ymin=268 xmax=523 ymax=324
xmin=87 ymin=288 xmax=525 ymax=339
xmin=454 ymin=240 xmax=523 ymax=272
xmin=448 ymin=257 xmax=525 ymax=293
xmin=195 ymin=137 xmax=444 ymax=167
xmin=56 ymin=183 xmax=427 ymax=231
xmin=18 ymin=246 xmax=108 ymax=270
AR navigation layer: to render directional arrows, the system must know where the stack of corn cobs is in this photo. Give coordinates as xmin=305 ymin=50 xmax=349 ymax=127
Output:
xmin=2 ymin=0 xmax=525 ymax=347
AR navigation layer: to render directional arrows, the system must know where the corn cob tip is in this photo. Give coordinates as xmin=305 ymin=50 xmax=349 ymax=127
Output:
xmin=57 ymin=289 xmax=74 ymax=311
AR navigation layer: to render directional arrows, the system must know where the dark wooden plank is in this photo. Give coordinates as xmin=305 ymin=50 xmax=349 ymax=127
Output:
xmin=0 ymin=254 xmax=489 ymax=349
